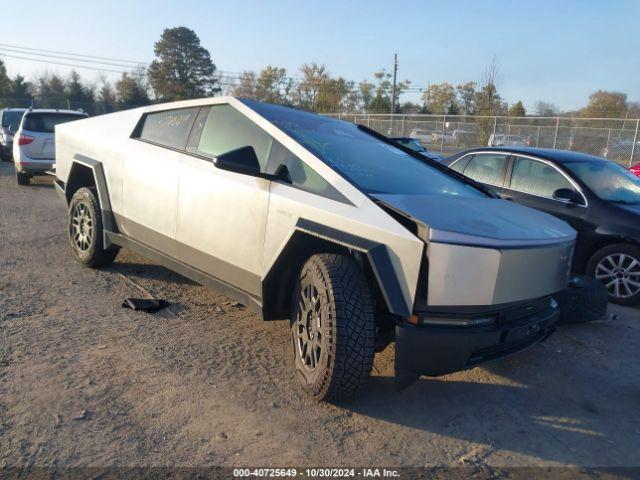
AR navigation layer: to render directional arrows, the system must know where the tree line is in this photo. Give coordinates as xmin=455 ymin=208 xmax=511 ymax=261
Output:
xmin=0 ymin=26 xmax=638 ymax=118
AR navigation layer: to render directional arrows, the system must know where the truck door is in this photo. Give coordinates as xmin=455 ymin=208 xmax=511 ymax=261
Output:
xmin=122 ymin=107 xmax=199 ymax=258
xmin=175 ymin=104 xmax=272 ymax=301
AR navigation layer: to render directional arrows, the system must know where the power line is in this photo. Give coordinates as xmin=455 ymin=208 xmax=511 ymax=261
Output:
xmin=0 ymin=52 xmax=131 ymax=74
xmin=0 ymin=42 xmax=431 ymax=98
xmin=0 ymin=51 xmax=425 ymax=98
xmin=0 ymin=43 xmax=146 ymax=66
xmin=0 ymin=47 xmax=147 ymax=70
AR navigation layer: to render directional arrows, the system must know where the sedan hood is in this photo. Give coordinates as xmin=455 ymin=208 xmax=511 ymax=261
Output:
xmin=374 ymin=194 xmax=576 ymax=248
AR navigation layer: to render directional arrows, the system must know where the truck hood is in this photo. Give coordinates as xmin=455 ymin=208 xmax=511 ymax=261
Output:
xmin=373 ymin=194 xmax=576 ymax=248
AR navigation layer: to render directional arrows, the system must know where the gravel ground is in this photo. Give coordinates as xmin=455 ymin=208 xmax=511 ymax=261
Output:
xmin=0 ymin=161 xmax=639 ymax=473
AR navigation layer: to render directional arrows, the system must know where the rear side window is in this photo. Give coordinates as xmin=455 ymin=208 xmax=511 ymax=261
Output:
xmin=449 ymin=154 xmax=473 ymax=173
xmin=463 ymin=153 xmax=508 ymax=186
xmin=510 ymin=157 xmax=573 ymax=198
xmin=137 ymin=108 xmax=198 ymax=150
xmin=22 ymin=112 xmax=86 ymax=133
xmin=196 ymin=105 xmax=273 ymax=170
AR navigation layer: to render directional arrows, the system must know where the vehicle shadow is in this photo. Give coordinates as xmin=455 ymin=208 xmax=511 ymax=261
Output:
xmin=25 ymin=181 xmax=54 ymax=189
xmin=0 ymin=160 xmax=15 ymax=176
xmin=337 ymin=338 xmax=638 ymax=467
xmin=108 ymin=261 xmax=199 ymax=287
xmin=0 ymin=162 xmax=54 ymax=187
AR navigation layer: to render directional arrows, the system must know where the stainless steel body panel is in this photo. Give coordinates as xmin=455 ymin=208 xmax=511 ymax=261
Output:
xmin=175 ymin=153 xmax=270 ymax=294
xmin=427 ymin=241 xmax=573 ymax=306
xmin=121 ymin=139 xmax=180 ymax=257
xmin=373 ymin=194 xmax=576 ymax=248
xmin=263 ymin=181 xmax=424 ymax=311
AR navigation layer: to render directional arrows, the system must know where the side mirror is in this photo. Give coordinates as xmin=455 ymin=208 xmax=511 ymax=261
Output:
xmin=214 ymin=146 xmax=261 ymax=176
xmin=213 ymin=146 xmax=292 ymax=184
xmin=552 ymin=188 xmax=581 ymax=204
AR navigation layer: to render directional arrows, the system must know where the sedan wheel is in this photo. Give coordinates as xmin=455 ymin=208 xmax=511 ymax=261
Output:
xmin=588 ymin=243 xmax=640 ymax=305
xmin=595 ymin=254 xmax=640 ymax=299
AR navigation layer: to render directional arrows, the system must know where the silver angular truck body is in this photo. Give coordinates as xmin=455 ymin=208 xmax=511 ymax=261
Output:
xmin=54 ymin=97 xmax=575 ymax=399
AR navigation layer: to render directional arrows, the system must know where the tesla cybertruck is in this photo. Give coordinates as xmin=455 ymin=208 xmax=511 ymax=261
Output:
xmin=53 ymin=97 xmax=575 ymax=401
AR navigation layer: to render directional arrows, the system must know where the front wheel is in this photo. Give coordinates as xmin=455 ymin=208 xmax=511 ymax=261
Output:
xmin=290 ymin=254 xmax=375 ymax=402
xmin=587 ymin=243 xmax=640 ymax=305
xmin=68 ymin=187 xmax=119 ymax=268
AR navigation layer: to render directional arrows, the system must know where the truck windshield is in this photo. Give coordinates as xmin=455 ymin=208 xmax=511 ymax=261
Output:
xmin=244 ymin=100 xmax=484 ymax=198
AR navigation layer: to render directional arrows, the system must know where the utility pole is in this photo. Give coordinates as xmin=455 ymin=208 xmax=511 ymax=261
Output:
xmin=391 ymin=53 xmax=398 ymax=115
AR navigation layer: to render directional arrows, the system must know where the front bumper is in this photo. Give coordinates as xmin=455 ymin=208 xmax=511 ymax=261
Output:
xmin=395 ymin=297 xmax=559 ymax=388
xmin=14 ymin=157 xmax=54 ymax=174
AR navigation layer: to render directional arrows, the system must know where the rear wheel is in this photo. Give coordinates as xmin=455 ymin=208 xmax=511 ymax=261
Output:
xmin=587 ymin=243 xmax=640 ymax=305
xmin=15 ymin=170 xmax=30 ymax=185
xmin=68 ymin=187 xmax=119 ymax=268
xmin=290 ymin=254 xmax=375 ymax=402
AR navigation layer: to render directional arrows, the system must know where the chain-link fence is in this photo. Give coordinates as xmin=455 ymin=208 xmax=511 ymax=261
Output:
xmin=326 ymin=113 xmax=640 ymax=167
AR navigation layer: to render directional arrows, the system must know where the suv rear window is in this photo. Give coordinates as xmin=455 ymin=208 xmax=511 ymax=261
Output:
xmin=22 ymin=112 xmax=86 ymax=133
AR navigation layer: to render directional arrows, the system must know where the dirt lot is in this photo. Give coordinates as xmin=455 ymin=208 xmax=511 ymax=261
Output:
xmin=0 ymin=160 xmax=639 ymax=472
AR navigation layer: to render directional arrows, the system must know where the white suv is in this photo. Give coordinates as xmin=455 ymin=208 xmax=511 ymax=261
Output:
xmin=13 ymin=109 xmax=87 ymax=185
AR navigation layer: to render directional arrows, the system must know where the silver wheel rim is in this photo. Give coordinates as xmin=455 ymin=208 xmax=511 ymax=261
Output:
xmin=294 ymin=282 xmax=323 ymax=371
xmin=595 ymin=253 xmax=640 ymax=299
xmin=70 ymin=203 xmax=93 ymax=252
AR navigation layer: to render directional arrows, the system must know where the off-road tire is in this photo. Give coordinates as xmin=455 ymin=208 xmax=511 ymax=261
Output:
xmin=290 ymin=254 xmax=375 ymax=402
xmin=68 ymin=187 xmax=119 ymax=268
xmin=587 ymin=243 xmax=640 ymax=306
xmin=556 ymin=275 xmax=608 ymax=324
xmin=16 ymin=170 xmax=30 ymax=185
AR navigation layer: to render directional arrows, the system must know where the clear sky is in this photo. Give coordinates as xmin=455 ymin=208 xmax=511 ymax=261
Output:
xmin=0 ymin=0 xmax=638 ymax=111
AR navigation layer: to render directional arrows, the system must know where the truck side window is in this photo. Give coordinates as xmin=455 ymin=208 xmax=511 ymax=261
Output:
xmin=267 ymin=140 xmax=347 ymax=202
xmin=197 ymin=105 xmax=272 ymax=170
xmin=137 ymin=108 xmax=198 ymax=150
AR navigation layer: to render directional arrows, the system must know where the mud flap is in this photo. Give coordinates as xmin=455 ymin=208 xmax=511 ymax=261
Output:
xmin=394 ymin=322 xmax=475 ymax=391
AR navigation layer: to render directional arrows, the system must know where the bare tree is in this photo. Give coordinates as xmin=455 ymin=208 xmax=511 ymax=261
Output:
xmin=534 ymin=101 xmax=559 ymax=116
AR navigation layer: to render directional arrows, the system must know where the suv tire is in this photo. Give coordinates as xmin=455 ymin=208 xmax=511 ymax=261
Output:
xmin=290 ymin=254 xmax=375 ymax=402
xmin=587 ymin=243 xmax=640 ymax=305
xmin=16 ymin=170 xmax=30 ymax=186
xmin=556 ymin=275 xmax=608 ymax=324
xmin=68 ymin=187 xmax=119 ymax=268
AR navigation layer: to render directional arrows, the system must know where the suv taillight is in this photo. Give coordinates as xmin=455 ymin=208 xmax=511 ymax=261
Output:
xmin=18 ymin=134 xmax=34 ymax=146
